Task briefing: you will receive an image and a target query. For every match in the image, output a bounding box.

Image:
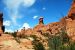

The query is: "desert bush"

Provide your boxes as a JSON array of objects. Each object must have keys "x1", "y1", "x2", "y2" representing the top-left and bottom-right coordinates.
[
  {"x1": 47, "y1": 30, "x2": 71, "y2": 50},
  {"x1": 12, "y1": 32, "x2": 17, "y2": 37},
  {"x1": 31, "y1": 35, "x2": 45, "y2": 50}
]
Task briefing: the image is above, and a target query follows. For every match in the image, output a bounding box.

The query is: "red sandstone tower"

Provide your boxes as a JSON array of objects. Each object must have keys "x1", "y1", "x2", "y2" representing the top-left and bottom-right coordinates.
[
  {"x1": 0, "y1": 12, "x2": 5, "y2": 33},
  {"x1": 39, "y1": 17, "x2": 44, "y2": 24},
  {"x1": 68, "y1": 0, "x2": 75, "y2": 19},
  {"x1": 0, "y1": 12, "x2": 3, "y2": 26}
]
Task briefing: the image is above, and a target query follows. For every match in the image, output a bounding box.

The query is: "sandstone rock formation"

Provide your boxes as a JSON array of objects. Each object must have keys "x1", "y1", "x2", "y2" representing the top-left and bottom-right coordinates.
[
  {"x1": 65, "y1": 0, "x2": 75, "y2": 41},
  {"x1": 16, "y1": 0, "x2": 75, "y2": 42}
]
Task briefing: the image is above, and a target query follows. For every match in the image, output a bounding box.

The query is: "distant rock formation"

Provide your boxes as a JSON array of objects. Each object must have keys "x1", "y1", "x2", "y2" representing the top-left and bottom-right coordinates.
[{"x1": 39, "y1": 17, "x2": 44, "y2": 24}]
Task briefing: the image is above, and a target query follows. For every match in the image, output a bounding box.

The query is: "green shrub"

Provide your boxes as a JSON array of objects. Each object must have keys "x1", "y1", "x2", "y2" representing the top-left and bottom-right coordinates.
[{"x1": 31, "y1": 35, "x2": 45, "y2": 50}]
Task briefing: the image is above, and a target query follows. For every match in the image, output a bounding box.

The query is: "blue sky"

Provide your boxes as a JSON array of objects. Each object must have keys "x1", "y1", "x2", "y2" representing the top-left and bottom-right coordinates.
[{"x1": 0, "y1": 0, "x2": 72, "y2": 32}]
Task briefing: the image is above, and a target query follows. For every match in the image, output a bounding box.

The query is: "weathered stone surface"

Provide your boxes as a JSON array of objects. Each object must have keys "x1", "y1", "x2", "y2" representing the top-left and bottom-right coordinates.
[
  {"x1": 33, "y1": 24, "x2": 45, "y2": 31},
  {"x1": 68, "y1": 0, "x2": 75, "y2": 19},
  {"x1": 25, "y1": 28, "x2": 33, "y2": 36},
  {"x1": 0, "y1": 34, "x2": 34, "y2": 50},
  {"x1": 0, "y1": 34, "x2": 14, "y2": 41},
  {"x1": 66, "y1": 19, "x2": 75, "y2": 41},
  {"x1": 20, "y1": 38, "x2": 34, "y2": 49}
]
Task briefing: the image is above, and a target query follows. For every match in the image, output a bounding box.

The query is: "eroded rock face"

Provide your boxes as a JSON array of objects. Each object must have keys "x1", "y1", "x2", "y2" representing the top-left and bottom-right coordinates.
[
  {"x1": 66, "y1": 18, "x2": 75, "y2": 41},
  {"x1": 68, "y1": 0, "x2": 75, "y2": 20},
  {"x1": 46, "y1": 22, "x2": 61, "y2": 35},
  {"x1": 25, "y1": 28, "x2": 33, "y2": 36},
  {"x1": 65, "y1": 0, "x2": 75, "y2": 41},
  {"x1": 33, "y1": 24, "x2": 45, "y2": 32},
  {"x1": 17, "y1": 28, "x2": 33, "y2": 37},
  {"x1": 20, "y1": 38, "x2": 34, "y2": 49}
]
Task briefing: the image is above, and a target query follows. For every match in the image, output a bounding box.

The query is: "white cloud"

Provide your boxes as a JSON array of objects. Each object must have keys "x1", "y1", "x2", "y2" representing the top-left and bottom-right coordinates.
[
  {"x1": 33, "y1": 16, "x2": 38, "y2": 19},
  {"x1": 23, "y1": 0, "x2": 36, "y2": 7},
  {"x1": 5, "y1": 29, "x2": 13, "y2": 33},
  {"x1": 3, "y1": 20, "x2": 11, "y2": 26},
  {"x1": 3, "y1": 0, "x2": 36, "y2": 25},
  {"x1": 19, "y1": 23, "x2": 30, "y2": 31},
  {"x1": 4, "y1": 0, "x2": 21, "y2": 10},
  {"x1": 4, "y1": 0, "x2": 36, "y2": 9},
  {"x1": 22, "y1": 23, "x2": 30, "y2": 29}
]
